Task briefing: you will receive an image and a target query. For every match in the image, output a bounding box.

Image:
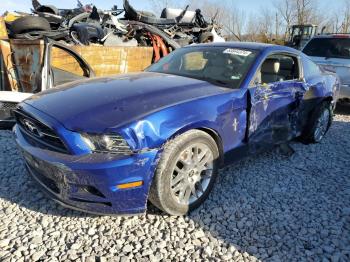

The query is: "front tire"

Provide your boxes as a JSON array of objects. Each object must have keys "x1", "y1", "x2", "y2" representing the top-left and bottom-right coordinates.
[
  {"x1": 300, "y1": 101, "x2": 333, "y2": 144},
  {"x1": 149, "y1": 130, "x2": 219, "y2": 215}
]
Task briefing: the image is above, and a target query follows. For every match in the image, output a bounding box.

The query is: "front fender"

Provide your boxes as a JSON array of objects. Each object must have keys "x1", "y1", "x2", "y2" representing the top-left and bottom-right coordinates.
[{"x1": 118, "y1": 90, "x2": 247, "y2": 153}]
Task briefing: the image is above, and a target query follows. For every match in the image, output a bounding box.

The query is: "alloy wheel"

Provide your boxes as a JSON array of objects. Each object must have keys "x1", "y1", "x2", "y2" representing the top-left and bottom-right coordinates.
[
  {"x1": 170, "y1": 143, "x2": 214, "y2": 205},
  {"x1": 314, "y1": 108, "x2": 330, "y2": 142}
]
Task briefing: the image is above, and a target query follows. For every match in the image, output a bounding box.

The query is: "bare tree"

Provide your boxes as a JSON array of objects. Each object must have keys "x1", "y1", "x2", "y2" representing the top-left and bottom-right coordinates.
[
  {"x1": 257, "y1": 7, "x2": 274, "y2": 42},
  {"x1": 341, "y1": 0, "x2": 350, "y2": 33},
  {"x1": 319, "y1": 0, "x2": 350, "y2": 33},
  {"x1": 185, "y1": 0, "x2": 228, "y2": 27},
  {"x1": 147, "y1": 0, "x2": 182, "y2": 15},
  {"x1": 274, "y1": 0, "x2": 295, "y2": 39},
  {"x1": 185, "y1": 0, "x2": 247, "y2": 40},
  {"x1": 244, "y1": 15, "x2": 258, "y2": 41},
  {"x1": 294, "y1": 0, "x2": 324, "y2": 25},
  {"x1": 221, "y1": 1, "x2": 247, "y2": 41}
]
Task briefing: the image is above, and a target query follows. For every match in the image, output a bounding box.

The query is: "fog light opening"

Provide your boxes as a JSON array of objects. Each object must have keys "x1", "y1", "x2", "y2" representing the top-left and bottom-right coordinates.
[{"x1": 81, "y1": 185, "x2": 105, "y2": 198}]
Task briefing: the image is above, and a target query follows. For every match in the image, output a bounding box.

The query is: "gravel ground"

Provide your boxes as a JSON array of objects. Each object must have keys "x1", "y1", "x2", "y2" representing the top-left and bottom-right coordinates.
[{"x1": 0, "y1": 105, "x2": 350, "y2": 262}]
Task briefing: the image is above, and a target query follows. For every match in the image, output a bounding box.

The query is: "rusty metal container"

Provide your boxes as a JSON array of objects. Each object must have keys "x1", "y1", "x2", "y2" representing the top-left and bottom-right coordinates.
[{"x1": 2, "y1": 38, "x2": 153, "y2": 92}]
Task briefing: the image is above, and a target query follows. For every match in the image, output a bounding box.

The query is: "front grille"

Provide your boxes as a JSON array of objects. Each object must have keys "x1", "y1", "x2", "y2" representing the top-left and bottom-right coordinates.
[{"x1": 14, "y1": 108, "x2": 69, "y2": 154}]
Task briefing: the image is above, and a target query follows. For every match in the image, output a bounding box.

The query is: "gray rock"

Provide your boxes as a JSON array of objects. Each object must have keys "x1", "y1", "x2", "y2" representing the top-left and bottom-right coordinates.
[
  {"x1": 30, "y1": 236, "x2": 42, "y2": 245},
  {"x1": 193, "y1": 230, "x2": 206, "y2": 239},
  {"x1": 0, "y1": 239, "x2": 10, "y2": 248},
  {"x1": 70, "y1": 243, "x2": 81, "y2": 250},
  {"x1": 0, "y1": 112, "x2": 350, "y2": 261},
  {"x1": 85, "y1": 256, "x2": 96, "y2": 262},
  {"x1": 247, "y1": 246, "x2": 258, "y2": 254},
  {"x1": 123, "y1": 244, "x2": 133, "y2": 253},
  {"x1": 31, "y1": 250, "x2": 45, "y2": 261},
  {"x1": 204, "y1": 246, "x2": 213, "y2": 256},
  {"x1": 87, "y1": 228, "x2": 96, "y2": 236}
]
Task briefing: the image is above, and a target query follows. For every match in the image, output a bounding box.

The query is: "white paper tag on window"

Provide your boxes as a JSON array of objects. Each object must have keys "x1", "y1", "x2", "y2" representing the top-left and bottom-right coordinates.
[{"x1": 223, "y1": 48, "x2": 252, "y2": 56}]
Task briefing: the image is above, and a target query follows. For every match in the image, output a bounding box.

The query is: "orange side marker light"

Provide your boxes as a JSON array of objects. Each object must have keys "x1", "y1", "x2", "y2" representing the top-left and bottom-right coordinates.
[{"x1": 117, "y1": 181, "x2": 143, "y2": 189}]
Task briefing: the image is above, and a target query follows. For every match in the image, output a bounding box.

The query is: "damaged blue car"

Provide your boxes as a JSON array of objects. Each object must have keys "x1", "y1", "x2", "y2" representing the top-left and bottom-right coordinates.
[{"x1": 14, "y1": 43, "x2": 339, "y2": 215}]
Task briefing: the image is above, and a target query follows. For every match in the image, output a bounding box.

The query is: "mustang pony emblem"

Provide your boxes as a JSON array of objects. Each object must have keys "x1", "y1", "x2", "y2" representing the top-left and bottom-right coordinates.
[{"x1": 22, "y1": 119, "x2": 43, "y2": 138}]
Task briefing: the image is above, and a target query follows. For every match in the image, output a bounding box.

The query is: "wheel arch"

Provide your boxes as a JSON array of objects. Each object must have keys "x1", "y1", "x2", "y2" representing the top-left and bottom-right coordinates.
[
  {"x1": 322, "y1": 96, "x2": 335, "y2": 110},
  {"x1": 165, "y1": 124, "x2": 225, "y2": 166},
  {"x1": 196, "y1": 127, "x2": 224, "y2": 166}
]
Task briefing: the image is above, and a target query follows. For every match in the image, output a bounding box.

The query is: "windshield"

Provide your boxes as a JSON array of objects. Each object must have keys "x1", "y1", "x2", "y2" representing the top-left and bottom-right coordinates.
[
  {"x1": 303, "y1": 38, "x2": 350, "y2": 59},
  {"x1": 146, "y1": 46, "x2": 258, "y2": 88}
]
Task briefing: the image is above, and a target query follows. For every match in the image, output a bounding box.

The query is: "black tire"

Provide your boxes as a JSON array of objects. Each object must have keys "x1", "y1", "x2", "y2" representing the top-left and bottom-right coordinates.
[
  {"x1": 149, "y1": 130, "x2": 219, "y2": 215},
  {"x1": 199, "y1": 32, "x2": 214, "y2": 43},
  {"x1": 36, "y1": 5, "x2": 59, "y2": 15},
  {"x1": 10, "y1": 16, "x2": 51, "y2": 34},
  {"x1": 300, "y1": 101, "x2": 333, "y2": 144}
]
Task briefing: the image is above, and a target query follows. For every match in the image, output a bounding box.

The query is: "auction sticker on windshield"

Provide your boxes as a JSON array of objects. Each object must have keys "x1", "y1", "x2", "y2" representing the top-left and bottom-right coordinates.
[{"x1": 223, "y1": 48, "x2": 252, "y2": 56}]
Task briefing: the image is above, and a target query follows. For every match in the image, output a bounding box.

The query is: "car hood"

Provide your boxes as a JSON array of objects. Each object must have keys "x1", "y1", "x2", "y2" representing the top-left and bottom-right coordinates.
[
  {"x1": 24, "y1": 72, "x2": 229, "y2": 132},
  {"x1": 309, "y1": 56, "x2": 350, "y2": 85}
]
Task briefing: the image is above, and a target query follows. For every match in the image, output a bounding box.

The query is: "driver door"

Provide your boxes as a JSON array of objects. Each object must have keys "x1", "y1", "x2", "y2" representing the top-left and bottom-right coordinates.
[{"x1": 248, "y1": 54, "x2": 305, "y2": 145}]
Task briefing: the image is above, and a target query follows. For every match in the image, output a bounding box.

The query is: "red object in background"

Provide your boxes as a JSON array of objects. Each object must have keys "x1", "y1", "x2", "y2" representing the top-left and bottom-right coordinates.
[
  {"x1": 148, "y1": 33, "x2": 169, "y2": 62},
  {"x1": 148, "y1": 33, "x2": 160, "y2": 62},
  {"x1": 154, "y1": 35, "x2": 169, "y2": 57}
]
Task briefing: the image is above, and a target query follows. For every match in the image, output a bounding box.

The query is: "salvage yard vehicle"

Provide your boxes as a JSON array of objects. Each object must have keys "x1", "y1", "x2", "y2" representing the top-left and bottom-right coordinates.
[
  {"x1": 14, "y1": 43, "x2": 339, "y2": 216},
  {"x1": 6, "y1": 0, "x2": 223, "y2": 54},
  {"x1": 302, "y1": 34, "x2": 350, "y2": 102},
  {"x1": 285, "y1": 24, "x2": 318, "y2": 50},
  {"x1": 0, "y1": 39, "x2": 95, "y2": 128}
]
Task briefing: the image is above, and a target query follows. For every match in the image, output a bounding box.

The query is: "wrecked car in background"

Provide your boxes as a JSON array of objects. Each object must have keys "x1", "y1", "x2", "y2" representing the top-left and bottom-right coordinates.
[
  {"x1": 302, "y1": 34, "x2": 350, "y2": 103},
  {"x1": 7, "y1": 0, "x2": 223, "y2": 57},
  {"x1": 0, "y1": 37, "x2": 153, "y2": 128},
  {"x1": 14, "y1": 43, "x2": 339, "y2": 216},
  {"x1": 0, "y1": 38, "x2": 95, "y2": 127},
  {"x1": 1, "y1": 0, "x2": 224, "y2": 127}
]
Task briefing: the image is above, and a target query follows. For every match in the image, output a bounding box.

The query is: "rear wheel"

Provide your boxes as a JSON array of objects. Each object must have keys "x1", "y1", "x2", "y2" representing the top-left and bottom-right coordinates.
[
  {"x1": 149, "y1": 130, "x2": 219, "y2": 215},
  {"x1": 300, "y1": 101, "x2": 333, "y2": 144}
]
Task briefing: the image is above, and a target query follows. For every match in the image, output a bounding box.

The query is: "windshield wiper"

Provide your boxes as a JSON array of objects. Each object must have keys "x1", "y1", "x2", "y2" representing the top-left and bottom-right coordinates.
[{"x1": 201, "y1": 77, "x2": 228, "y2": 86}]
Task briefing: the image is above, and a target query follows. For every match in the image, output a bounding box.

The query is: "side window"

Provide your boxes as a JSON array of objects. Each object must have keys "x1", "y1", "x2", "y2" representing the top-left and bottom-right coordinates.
[
  {"x1": 257, "y1": 54, "x2": 300, "y2": 85},
  {"x1": 303, "y1": 57, "x2": 321, "y2": 79},
  {"x1": 182, "y1": 52, "x2": 207, "y2": 71},
  {"x1": 51, "y1": 46, "x2": 88, "y2": 86}
]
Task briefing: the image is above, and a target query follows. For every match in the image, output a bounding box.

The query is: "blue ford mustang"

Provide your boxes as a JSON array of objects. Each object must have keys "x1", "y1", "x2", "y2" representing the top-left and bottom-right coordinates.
[{"x1": 14, "y1": 43, "x2": 339, "y2": 215}]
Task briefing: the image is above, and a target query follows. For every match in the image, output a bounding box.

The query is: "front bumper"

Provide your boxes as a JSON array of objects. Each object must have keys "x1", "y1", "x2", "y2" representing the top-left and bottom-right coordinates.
[{"x1": 14, "y1": 125, "x2": 160, "y2": 215}]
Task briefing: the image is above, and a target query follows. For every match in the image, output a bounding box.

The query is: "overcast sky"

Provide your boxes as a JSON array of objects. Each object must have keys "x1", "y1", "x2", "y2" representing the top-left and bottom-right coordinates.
[{"x1": 0, "y1": 0, "x2": 344, "y2": 16}]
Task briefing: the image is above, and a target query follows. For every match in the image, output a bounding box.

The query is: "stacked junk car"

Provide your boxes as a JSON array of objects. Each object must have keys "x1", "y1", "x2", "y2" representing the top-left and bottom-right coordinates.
[{"x1": 0, "y1": 0, "x2": 225, "y2": 128}]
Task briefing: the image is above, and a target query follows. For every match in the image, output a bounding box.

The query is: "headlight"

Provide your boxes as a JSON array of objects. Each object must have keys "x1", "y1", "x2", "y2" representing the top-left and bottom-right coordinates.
[{"x1": 81, "y1": 134, "x2": 133, "y2": 155}]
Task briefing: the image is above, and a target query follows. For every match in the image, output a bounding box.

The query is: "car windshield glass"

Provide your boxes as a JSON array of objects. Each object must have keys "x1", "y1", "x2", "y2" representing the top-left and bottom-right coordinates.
[
  {"x1": 303, "y1": 38, "x2": 350, "y2": 59},
  {"x1": 146, "y1": 46, "x2": 258, "y2": 88}
]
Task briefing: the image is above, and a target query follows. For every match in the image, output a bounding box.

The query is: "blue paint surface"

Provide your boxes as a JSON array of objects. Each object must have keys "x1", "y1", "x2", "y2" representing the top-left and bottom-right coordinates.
[{"x1": 15, "y1": 43, "x2": 339, "y2": 214}]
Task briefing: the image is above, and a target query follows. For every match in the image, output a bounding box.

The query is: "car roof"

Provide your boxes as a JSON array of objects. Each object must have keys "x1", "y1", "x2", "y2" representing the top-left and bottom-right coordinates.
[{"x1": 186, "y1": 41, "x2": 300, "y2": 54}]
